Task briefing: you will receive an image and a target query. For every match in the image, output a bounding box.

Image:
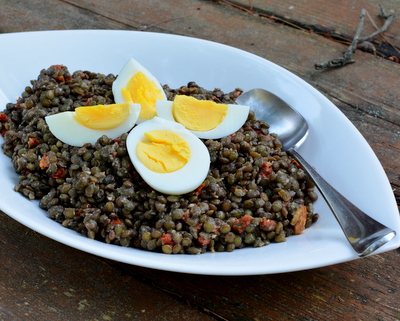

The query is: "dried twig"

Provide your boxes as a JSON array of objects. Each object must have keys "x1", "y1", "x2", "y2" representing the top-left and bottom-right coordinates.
[
  {"x1": 315, "y1": 6, "x2": 395, "y2": 70},
  {"x1": 360, "y1": 5, "x2": 396, "y2": 42},
  {"x1": 365, "y1": 6, "x2": 400, "y2": 54},
  {"x1": 315, "y1": 9, "x2": 366, "y2": 70}
]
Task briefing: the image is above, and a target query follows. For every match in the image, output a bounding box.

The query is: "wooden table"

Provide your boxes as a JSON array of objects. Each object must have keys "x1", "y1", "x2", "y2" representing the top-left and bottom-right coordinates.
[{"x1": 1, "y1": 1, "x2": 399, "y2": 320}]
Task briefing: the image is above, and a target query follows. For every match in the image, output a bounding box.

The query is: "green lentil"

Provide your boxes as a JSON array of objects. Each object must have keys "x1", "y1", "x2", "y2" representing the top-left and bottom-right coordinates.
[{"x1": 1, "y1": 66, "x2": 319, "y2": 255}]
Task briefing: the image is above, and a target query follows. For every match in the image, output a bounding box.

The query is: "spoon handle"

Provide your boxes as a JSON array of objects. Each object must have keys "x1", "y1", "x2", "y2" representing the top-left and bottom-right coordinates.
[{"x1": 288, "y1": 148, "x2": 396, "y2": 256}]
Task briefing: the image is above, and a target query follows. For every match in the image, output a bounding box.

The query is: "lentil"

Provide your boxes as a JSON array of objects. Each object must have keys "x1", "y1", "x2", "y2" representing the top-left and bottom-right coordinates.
[{"x1": 1, "y1": 65, "x2": 319, "y2": 255}]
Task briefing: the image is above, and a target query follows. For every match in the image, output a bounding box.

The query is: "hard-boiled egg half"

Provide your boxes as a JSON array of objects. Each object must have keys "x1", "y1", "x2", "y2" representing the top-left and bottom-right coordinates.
[
  {"x1": 45, "y1": 102, "x2": 140, "y2": 147},
  {"x1": 127, "y1": 117, "x2": 210, "y2": 195},
  {"x1": 156, "y1": 95, "x2": 249, "y2": 139},
  {"x1": 112, "y1": 58, "x2": 167, "y2": 124}
]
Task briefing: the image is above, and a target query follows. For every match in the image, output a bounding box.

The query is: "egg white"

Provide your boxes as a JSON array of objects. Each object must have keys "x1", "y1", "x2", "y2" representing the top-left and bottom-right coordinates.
[
  {"x1": 156, "y1": 100, "x2": 250, "y2": 139},
  {"x1": 112, "y1": 58, "x2": 167, "y2": 124},
  {"x1": 126, "y1": 117, "x2": 210, "y2": 195},
  {"x1": 45, "y1": 103, "x2": 140, "y2": 147}
]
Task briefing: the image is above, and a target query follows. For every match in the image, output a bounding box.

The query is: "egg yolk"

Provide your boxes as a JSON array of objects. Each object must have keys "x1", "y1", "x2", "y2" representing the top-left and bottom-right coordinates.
[
  {"x1": 74, "y1": 103, "x2": 130, "y2": 130},
  {"x1": 136, "y1": 130, "x2": 190, "y2": 173},
  {"x1": 172, "y1": 95, "x2": 228, "y2": 131},
  {"x1": 124, "y1": 71, "x2": 165, "y2": 120}
]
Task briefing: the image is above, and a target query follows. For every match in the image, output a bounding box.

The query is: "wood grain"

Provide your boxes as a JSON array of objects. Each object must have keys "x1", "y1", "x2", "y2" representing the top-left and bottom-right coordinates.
[
  {"x1": 0, "y1": 0, "x2": 399, "y2": 320},
  {"x1": 227, "y1": 0, "x2": 400, "y2": 53},
  {"x1": 127, "y1": 251, "x2": 400, "y2": 321},
  {"x1": 0, "y1": 212, "x2": 215, "y2": 321},
  {"x1": 1, "y1": 211, "x2": 400, "y2": 320}
]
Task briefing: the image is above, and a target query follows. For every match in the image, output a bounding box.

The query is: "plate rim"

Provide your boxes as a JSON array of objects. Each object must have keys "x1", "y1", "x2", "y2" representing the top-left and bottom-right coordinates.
[{"x1": 0, "y1": 29, "x2": 399, "y2": 276}]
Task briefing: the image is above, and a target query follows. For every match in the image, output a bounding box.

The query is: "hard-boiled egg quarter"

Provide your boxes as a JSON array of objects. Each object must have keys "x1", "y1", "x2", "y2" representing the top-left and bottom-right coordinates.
[
  {"x1": 156, "y1": 95, "x2": 250, "y2": 139},
  {"x1": 127, "y1": 117, "x2": 210, "y2": 195},
  {"x1": 45, "y1": 102, "x2": 140, "y2": 147},
  {"x1": 112, "y1": 58, "x2": 167, "y2": 124}
]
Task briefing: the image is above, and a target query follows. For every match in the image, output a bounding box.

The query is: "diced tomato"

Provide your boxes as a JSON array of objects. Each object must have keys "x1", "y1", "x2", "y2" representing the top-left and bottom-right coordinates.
[
  {"x1": 28, "y1": 137, "x2": 40, "y2": 148},
  {"x1": 194, "y1": 222, "x2": 203, "y2": 231},
  {"x1": 111, "y1": 218, "x2": 122, "y2": 225},
  {"x1": 0, "y1": 113, "x2": 8, "y2": 122},
  {"x1": 161, "y1": 233, "x2": 175, "y2": 245},
  {"x1": 51, "y1": 167, "x2": 67, "y2": 179},
  {"x1": 249, "y1": 123, "x2": 271, "y2": 139},
  {"x1": 39, "y1": 154, "x2": 50, "y2": 169},
  {"x1": 260, "y1": 217, "x2": 277, "y2": 231},
  {"x1": 212, "y1": 225, "x2": 220, "y2": 235},
  {"x1": 197, "y1": 236, "x2": 211, "y2": 246},
  {"x1": 232, "y1": 214, "x2": 252, "y2": 233},
  {"x1": 181, "y1": 210, "x2": 190, "y2": 222},
  {"x1": 195, "y1": 183, "x2": 205, "y2": 196},
  {"x1": 51, "y1": 64, "x2": 64, "y2": 70},
  {"x1": 85, "y1": 97, "x2": 93, "y2": 105},
  {"x1": 291, "y1": 205, "x2": 307, "y2": 235},
  {"x1": 259, "y1": 162, "x2": 273, "y2": 178},
  {"x1": 291, "y1": 159, "x2": 302, "y2": 168},
  {"x1": 54, "y1": 76, "x2": 65, "y2": 83},
  {"x1": 15, "y1": 98, "x2": 22, "y2": 109}
]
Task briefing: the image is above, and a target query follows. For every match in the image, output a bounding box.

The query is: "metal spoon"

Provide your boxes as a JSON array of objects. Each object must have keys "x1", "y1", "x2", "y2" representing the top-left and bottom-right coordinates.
[{"x1": 236, "y1": 88, "x2": 396, "y2": 256}]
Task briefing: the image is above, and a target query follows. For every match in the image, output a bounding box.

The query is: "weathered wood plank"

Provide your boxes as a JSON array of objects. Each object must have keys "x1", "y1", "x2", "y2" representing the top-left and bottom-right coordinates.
[
  {"x1": 122, "y1": 249, "x2": 400, "y2": 321},
  {"x1": 228, "y1": 0, "x2": 400, "y2": 55},
  {"x1": 0, "y1": 212, "x2": 214, "y2": 321},
  {"x1": 0, "y1": 1, "x2": 399, "y2": 320},
  {"x1": 1, "y1": 210, "x2": 400, "y2": 321}
]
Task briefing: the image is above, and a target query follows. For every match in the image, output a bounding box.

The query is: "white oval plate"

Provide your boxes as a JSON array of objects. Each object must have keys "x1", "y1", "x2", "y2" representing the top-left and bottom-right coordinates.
[{"x1": 0, "y1": 30, "x2": 399, "y2": 275}]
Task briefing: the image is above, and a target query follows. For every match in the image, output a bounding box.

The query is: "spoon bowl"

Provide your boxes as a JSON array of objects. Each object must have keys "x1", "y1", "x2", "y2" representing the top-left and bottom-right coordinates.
[
  {"x1": 237, "y1": 88, "x2": 396, "y2": 256},
  {"x1": 238, "y1": 89, "x2": 308, "y2": 150}
]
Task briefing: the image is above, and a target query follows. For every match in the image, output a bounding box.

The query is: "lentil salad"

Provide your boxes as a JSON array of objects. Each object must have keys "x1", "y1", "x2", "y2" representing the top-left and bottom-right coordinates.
[{"x1": 0, "y1": 65, "x2": 319, "y2": 254}]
